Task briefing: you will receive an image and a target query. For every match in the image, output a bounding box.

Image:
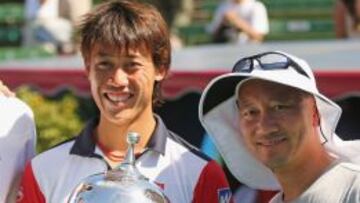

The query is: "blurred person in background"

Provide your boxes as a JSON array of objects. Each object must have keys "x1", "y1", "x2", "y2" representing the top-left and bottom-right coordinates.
[
  {"x1": 170, "y1": 0, "x2": 194, "y2": 49},
  {"x1": 24, "y1": 0, "x2": 92, "y2": 55},
  {"x1": 59, "y1": 0, "x2": 92, "y2": 27},
  {"x1": 16, "y1": 1, "x2": 231, "y2": 202},
  {"x1": 199, "y1": 51, "x2": 360, "y2": 202},
  {"x1": 207, "y1": 0, "x2": 269, "y2": 44},
  {"x1": 24, "y1": 0, "x2": 74, "y2": 54},
  {"x1": 0, "y1": 82, "x2": 36, "y2": 203},
  {"x1": 58, "y1": 0, "x2": 93, "y2": 51},
  {"x1": 334, "y1": 0, "x2": 360, "y2": 38},
  {"x1": 142, "y1": 0, "x2": 194, "y2": 49}
]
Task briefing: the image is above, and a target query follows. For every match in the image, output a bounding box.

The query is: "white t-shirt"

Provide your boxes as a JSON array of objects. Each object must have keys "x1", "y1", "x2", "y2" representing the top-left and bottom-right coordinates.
[
  {"x1": 270, "y1": 162, "x2": 360, "y2": 203},
  {"x1": 0, "y1": 97, "x2": 36, "y2": 203},
  {"x1": 207, "y1": 0, "x2": 269, "y2": 43}
]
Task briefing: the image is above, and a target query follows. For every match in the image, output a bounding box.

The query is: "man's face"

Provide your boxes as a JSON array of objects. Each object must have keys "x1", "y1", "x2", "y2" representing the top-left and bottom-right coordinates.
[
  {"x1": 85, "y1": 44, "x2": 165, "y2": 125},
  {"x1": 237, "y1": 79, "x2": 318, "y2": 170}
]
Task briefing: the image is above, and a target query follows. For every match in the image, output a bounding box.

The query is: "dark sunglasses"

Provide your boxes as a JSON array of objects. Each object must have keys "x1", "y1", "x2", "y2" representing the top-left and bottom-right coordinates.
[{"x1": 232, "y1": 52, "x2": 310, "y2": 78}]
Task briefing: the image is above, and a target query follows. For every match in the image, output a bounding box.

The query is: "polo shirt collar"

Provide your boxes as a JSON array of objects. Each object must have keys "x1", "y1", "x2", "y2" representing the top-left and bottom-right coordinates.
[
  {"x1": 70, "y1": 115, "x2": 168, "y2": 157},
  {"x1": 70, "y1": 117, "x2": 99, "y2": 157},
  {"x1": 146, "y1": 114, "x2": 167, "y2": 155}
]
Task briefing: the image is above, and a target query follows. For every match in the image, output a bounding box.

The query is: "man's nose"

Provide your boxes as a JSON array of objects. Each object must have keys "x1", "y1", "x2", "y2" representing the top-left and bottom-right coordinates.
[
  {"x1": 110, "y1": 68, "x2": 129, "y2": 86},
  {"x1": 256, "y1": 112, "x2": 279, "y2": 135}
]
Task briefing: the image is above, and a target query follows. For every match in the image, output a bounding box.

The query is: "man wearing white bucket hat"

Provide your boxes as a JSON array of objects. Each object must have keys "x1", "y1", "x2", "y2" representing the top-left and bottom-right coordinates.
[{"x1": 199, "y1": 51, "x2": 360, "y2": 202}]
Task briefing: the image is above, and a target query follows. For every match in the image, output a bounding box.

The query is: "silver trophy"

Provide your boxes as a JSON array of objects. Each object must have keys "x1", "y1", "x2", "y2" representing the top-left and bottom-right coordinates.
[{"x1": 68, "y1": 132, "x2": 168, "y2": 203}]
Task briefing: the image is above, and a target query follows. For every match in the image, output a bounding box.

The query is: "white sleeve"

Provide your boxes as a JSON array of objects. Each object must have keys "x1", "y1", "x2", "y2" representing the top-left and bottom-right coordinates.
[
  {"x1": 1, "y1": 97, "x2": 37, "y2": 202},
  {"x1": 24, "y1": 111, "x2": 36, "y2": 162},
  {"x1": 13, "y1": 97, "x2": 37, "y2": 161},
  {"x1": 5, "y1": 123, "x2": 36, "y2": 202}
]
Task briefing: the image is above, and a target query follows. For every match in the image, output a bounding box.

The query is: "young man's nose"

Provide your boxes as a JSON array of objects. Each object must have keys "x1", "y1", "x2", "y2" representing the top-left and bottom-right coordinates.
[{"x1": 110, "y1": 68, "x2": 129, "y2": 86}]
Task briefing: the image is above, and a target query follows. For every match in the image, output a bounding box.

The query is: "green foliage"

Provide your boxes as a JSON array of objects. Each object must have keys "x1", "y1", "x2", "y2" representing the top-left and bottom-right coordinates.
[
  {"x1": 16, "y1": 87, "x2": 85, "y2": 153},
  {"x1": 93, "y1": 0, "x2": 103, "y2": 5}
]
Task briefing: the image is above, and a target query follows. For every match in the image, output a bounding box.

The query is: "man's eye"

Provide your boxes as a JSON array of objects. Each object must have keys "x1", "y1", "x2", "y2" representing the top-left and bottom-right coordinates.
[
  {"x1": 273, "y1": 104, "x2": 289, "y2": 111},
  {"x1": 240, "y1": 108, "x2": 258, "y2": 119},
  {"x1": 96, "y1": 61, "x2": 113, "y2": 70}
]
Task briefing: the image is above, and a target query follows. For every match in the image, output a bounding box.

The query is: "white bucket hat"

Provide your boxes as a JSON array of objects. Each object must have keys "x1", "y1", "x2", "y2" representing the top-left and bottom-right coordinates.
[{"x1": 199, "y1": 51, "x2": 360, "y2": 190}]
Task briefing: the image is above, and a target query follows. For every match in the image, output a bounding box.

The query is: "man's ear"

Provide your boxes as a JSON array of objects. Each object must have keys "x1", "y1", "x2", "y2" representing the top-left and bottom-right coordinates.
[
  {"x1": 155, "y1": 66, "x2": 167, "y2": 81},
  {"x1": 312, "y1": 101, "x2": 320, "y2": 127}
]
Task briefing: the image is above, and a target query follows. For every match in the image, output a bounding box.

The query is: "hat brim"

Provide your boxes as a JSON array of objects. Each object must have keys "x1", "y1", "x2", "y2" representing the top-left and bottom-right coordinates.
[{"x1": 202, "y1": 74, "x2": 246, "y2": 115}]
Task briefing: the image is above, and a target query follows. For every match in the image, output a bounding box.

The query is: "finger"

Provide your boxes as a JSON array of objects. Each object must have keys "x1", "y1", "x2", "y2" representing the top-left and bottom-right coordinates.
[{"x1": 0, "y1": 82, "x2": 15, "y2": 97}]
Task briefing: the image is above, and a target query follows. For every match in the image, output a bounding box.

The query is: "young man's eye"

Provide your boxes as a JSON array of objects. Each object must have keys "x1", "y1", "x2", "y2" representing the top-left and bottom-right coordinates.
[
  {"x1": 123, "y1": 61, "x2": 142, "y2": 72},
  {"x1": 125, "y1": 62, "x2": 141, "y2": 68},
  {"x1": 96, "y1": 61, "x2": 113, "y2": 70}
]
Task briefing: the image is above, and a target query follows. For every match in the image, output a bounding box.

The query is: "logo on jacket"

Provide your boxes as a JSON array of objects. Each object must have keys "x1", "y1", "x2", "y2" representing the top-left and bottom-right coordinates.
[
  {"x1": 218, "y1": 187, "x2": 232, "y2": 203},
  {"x1": 154, "y1": 181, "x2": 165, "y2": 191},
  {"x1": 16, "y1": 186, "x2": 24, "y2": 202}
]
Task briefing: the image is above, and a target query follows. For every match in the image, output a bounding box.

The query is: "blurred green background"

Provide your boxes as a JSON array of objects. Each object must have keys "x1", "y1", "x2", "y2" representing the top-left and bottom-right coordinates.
[
  {"x1": 17, "y1": 87, "x2": 97, "y2": 153},
  {"x1": 0, "y1": 0, "x2": 337, "y2": 61}
]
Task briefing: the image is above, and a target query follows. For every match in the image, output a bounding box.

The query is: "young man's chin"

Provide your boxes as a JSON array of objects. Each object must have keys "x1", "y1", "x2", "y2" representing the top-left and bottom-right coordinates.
[{"x1": 110, "y1": 112, "x2": 133, "y2": 122}]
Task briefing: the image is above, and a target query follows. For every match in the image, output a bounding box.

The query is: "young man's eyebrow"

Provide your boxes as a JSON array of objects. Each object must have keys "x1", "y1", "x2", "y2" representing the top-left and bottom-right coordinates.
[
  {"x1": 96, "y1": 51, "x2": 140, "y2": 59},
  {"x1": 96, "y1": 51, "x2": 113, "y2": 57}
]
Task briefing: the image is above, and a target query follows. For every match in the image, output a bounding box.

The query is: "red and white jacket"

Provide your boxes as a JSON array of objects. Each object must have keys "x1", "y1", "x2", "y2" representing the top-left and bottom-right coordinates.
[{"x1": 17, "y1": 116, "x2": 232, "y2": 203}]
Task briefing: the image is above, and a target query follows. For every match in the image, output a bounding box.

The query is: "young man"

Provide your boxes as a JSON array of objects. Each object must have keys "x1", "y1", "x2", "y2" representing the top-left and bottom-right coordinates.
[
  {"x1": 17, "y1": 1, "x2": 231, "y2": 202},
  {"x1": 199, "y1": 51, "x2": 360, "y2": 202},
  {"x1": 0, "y1": 95, "x2": 36, "y2": 203}
]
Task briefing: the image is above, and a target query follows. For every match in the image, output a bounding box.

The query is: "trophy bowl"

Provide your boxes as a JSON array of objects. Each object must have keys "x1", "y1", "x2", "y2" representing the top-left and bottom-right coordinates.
[{"x1": 67, "y1": 132, "x2": 168, "y2": 203}]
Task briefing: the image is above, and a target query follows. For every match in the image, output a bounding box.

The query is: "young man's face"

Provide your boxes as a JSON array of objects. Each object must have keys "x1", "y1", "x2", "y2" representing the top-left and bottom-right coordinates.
[
  {"x1": 85, "y1": 44, "x2": 166, "y2": 125},
  {"x1": 237, "y1": 79, "x2": 318, "y2": 170}
]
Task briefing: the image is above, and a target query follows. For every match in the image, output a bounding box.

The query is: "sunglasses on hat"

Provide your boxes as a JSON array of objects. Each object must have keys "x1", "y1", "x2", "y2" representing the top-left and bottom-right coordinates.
[{"x1": 232, "y1": 52, "x2": 310, "y2": 78}]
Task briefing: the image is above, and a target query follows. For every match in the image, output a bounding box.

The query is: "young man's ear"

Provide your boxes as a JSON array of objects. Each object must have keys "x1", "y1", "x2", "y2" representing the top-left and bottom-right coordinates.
[
  {"x1": 84, "y1": 60, "x2": 91, "y2": 78},
  {"x1": 85, "y1": 66, "x2": 90, "y2": 77},
  {"x1": 155, "y1": 66, "x2": 167, "y2": 81}
]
